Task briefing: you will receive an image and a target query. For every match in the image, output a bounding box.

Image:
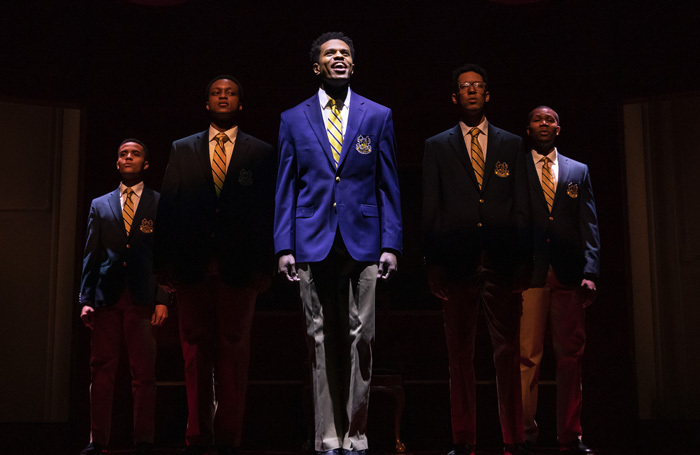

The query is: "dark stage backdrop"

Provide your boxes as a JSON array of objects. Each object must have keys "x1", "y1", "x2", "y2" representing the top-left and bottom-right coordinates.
[{"x1": 1, "y1": 0, "x2": 699, "y2": 452}]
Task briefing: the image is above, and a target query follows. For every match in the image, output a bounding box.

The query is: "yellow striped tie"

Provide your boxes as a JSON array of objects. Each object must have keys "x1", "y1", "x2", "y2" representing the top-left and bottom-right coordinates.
[
  {"x1": 469, "y1": 128, "x2": 485, "y2": 190},
  {"x1": 327, "y1": 98, "x2": 343, "y2": 167},
  {"x1": 123, "y1": 188, "x2": 135, "y2": 235},
  {"x1": 212, "y1": 132, "x2": 228, "y2": 197},
  {"x1": 541, "y1": 156, "x2": 555, "y2": 211}
]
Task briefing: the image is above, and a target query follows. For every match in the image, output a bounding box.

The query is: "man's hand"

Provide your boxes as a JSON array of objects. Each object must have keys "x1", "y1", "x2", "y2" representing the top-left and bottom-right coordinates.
[
  {"x1": 427, "y1": 265, "x2": 449, "y2": 301},
  {"x1": 151, "y1": 304, "x2": 169, "y2": 326},
  {"x1": 580, "y1": 278, "x2": 597, "y2": 308},
  {"x1": 278, "y1": 254, "x2": 300, "y2": 282},
  {"x1": 80, "y1": 305, "x2": 95, "y2": 329},
  {"x1": 377, "y1": 252, "x2": 398, "y2": 280}
]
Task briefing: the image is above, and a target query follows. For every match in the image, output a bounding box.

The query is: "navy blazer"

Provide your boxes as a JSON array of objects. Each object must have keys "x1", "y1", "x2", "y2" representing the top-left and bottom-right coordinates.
[
  {"x1": 422, "y1": 123, "x2": 532, "y2": 286},
  {"x1": 80, "y1": 186, "x2": 160, "y2": 308},
  {"x1": 526, "y1": 151, "x2": 600, "y2": 287},
  {"x1": 274, "y1": 92, "x2": 402, "y2": 262},
  {"x1": 154, "y1": 129, "x2": 276, "y2": 286}
]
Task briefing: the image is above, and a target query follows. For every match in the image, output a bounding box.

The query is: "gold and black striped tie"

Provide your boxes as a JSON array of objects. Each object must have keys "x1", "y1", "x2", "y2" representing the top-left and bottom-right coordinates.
[
  {"x1": 327, "y1": 98, "x2": 343, "y2": 167},
  {"x1": 469, "y1": 128, "x2": 485, "y2": 190},
  {"x1": 212, "y1": 132, "x2": 228, "y2": 197},
  {"x1": 123, "y1": 188, "x2": 134, "y2": 235},
  {"x1": 541, "y1": 156, "x2": 555, "y2": 211}
]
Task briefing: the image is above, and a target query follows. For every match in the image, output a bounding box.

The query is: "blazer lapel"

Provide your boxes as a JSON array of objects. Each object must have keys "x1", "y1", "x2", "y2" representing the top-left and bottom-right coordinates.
[
  {"x1": 194, "y1": 131, "x2": 217, "y2": 199},
  {"x1": 337, "y1": 95, "x2": 367, "y2": 170},
  {"x1": 303, "y1": 96, "x2": 336, "y2": 171},
  {"x1": 221, "y1": 131, "x2": 251, "y2": 195},
  {"x1": 482, "y1": 124, "x2": 501, "y2": 190},
  {"x1": 553, "y1": 155, "x2": 571, "y2": 212},
  {"x1": 447, "y1": 124, "x2": 478, "y2": 186},
  {"x1": 526, "y1": 151, "x2": 549, "y2": 211},
  {"x1": 108, "y1": 188, "x2": 126, "y2": 238},
  {"x1": 129, "y1": 187, "x2": 155, "y2": 239}
]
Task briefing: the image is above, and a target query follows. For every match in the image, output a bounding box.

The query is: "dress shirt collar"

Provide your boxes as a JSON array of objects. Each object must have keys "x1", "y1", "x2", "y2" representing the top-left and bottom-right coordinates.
[
  {"x1": 531, "y1": 147, "x2": 558, "y2": 164},
  {"x1": 208, "y1": 125, "x2": 239, "y2": 144},
  {"x1": 318, "y1": 87, "x2": 352, "y2": 111},
  {"x1": 120, "y1": 181, "x2": 144, "y2": 199},
  {"x1": 459, "y1": 117, "x2": 489, "y2": 139}
]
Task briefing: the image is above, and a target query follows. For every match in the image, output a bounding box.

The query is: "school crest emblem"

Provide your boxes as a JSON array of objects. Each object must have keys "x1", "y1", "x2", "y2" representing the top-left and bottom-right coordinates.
[
  {"x1": 567, "y1": 182, "x2": 579, "y2": 198},
  {"x1": 140, "y1": 218, "x2": 154, "y2": 233},
  {"x1": 355, "y1": 135, "x2": 372, "y2": 154},
  {"x1": 238, "y1": 169, "x2": 253, "y2": 186},
  {"x1": 494, "y1": 161, "x2": 510, "y2": 178}
]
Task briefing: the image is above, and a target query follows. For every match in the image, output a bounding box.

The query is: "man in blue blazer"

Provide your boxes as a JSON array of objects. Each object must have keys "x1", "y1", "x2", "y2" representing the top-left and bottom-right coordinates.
[
  {"x1": 274, "y1": 32, "x2": 402, "y2": 455},
  {"x1": 154, "y1": 76, "x2": 276, "y2": 455},
  {"x1": 422, "y1": 64, "x2": 532, "y2": 455},
  {"x1": 79, "y1": 139, "x2": 168, "y2": 455},
  {"x1": 519, "y1": 106, "x2": 599, "y2": 455}
]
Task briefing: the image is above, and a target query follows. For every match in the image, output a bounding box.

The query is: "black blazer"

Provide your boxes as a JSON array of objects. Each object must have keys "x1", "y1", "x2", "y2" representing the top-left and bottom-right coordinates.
[
  {"x1": 526, "y1": 151, "x2": 600, "y2": 287},
  {"x1": 80, "y1": 186, "x2": 160, "y2": 308},
  {"x1": 422, "y1": 123, "x2": 532, "y2": 287},
  {"x1": 154, "y1": 129, "x2": 276, "y2": 286}
]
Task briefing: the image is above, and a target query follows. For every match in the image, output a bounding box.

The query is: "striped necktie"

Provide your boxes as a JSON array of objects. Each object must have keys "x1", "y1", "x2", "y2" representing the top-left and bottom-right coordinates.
[
  {"x1": 541, "y1": 156, "x2": 555, "y2": 211},
  {"x1": 327, "y1": 98, "x2": 343, "y2": 167},
  {"x1": 123, "y1": 188, "x2": 135, "y2": 235},
  {"x1": 212, "y1": 132, "x2": 228, "y2": 197},
  {"x1": 469, "y1": 127, "x2": 485, "y2": 190}
]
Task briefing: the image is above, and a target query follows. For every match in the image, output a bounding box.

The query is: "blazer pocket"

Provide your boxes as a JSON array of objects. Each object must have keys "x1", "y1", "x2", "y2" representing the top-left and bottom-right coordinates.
[
  {"x1": 360, "y1": 204, "x2": 379, "y2": 217},
  {"x1": 296, "y1": 205, "x2": 314, "y2": 218}
]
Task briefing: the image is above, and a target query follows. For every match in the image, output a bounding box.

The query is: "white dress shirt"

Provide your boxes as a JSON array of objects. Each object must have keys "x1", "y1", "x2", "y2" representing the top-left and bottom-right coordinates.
[
  {"x1": 208, "y1": 125, "x2": 239, "y2": 171},
  {"x1": 120, "y1": 181, "x2": 144, "y2": 213},
  {"x1": 459, "y1": 118, "x2": 489, "y2": 162},
  {"x1": 318, "y1": 87, "x2": 351, "y2": 139},
  {"x1": 531, "y1": 147, "x2": 559, "y2": 189}
]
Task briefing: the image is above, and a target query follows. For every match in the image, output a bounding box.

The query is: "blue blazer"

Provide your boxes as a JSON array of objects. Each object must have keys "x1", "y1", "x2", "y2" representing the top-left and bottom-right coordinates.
[
  {"x1": 154, "y1": 130, "x2": 276, "y2": 286},
  {"x1": 80, "y1": 186, "x2": 160, "y2": 308},
  {"x1": 274, "y1": 92, "x2": 402, "y2": 262},
  {"x1": 526, "y1": 151, "x2": 600, "y2": 287},
  {"x1": 422, "y1": 123, "x2": 532, "y2": 286}
]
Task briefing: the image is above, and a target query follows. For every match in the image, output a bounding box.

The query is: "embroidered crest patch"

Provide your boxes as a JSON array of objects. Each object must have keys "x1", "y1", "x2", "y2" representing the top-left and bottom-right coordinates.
[
  {"x1": 494, "y1": 161, "x2": 510, "y2": 177},
  {"x1": 238, "y1": 169, "x2": 253, "y2": 186},
  {"x1": 355, "y1": 135, "x2": 372, "y2": 154},
  {"x1": 140, "y1": 218, "x2": 154, "y2": 233},
  {"x1": 567, "y1": 182, "x2": 579, "y2": 198}
]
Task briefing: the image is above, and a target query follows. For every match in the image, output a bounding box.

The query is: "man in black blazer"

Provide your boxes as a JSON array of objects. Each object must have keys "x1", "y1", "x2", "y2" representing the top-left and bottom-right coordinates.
[
  {"x1": 519, "y1": 106, "x2": 599, "y2": 455},
  {"x1": 422, "y1": 64, "x2": 532, "y2": 455},
  {"x1": 79, "y1": 139, "x2": 168, "y2": 455},
  {"x1": 154, "y1": 75, "x2": 276, "y2": 455}
]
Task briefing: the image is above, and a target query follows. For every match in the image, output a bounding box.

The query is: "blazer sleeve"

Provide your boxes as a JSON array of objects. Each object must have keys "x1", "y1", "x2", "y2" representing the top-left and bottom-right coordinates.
[
  {"x1": 377, "y1": 108, "x2": 402, "y2": 253},
  {"x1": 579, "y1": 165, "x2": 601, "y2": 279},
  {"x1": 273, "y1": 114, "x2": 298, "y2": 255},
  {"x1": 79, "y1": 201, "x2": 101, "y2": 307}
]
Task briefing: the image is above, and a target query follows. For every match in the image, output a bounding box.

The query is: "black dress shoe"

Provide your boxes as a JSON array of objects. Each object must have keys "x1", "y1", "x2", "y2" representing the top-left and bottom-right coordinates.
[
  {"x1": 560, "y1": 440, "x2": 593, "y2": 454},
  {"x1": 504, "y1": 442, "x2": 535, "y2": 455},
  {"x1": 80, "y1": 442, "x2": 106, "y2": 455},
  {"x1": 447, "y1": 444, "x2": 475, "y2": 455}
]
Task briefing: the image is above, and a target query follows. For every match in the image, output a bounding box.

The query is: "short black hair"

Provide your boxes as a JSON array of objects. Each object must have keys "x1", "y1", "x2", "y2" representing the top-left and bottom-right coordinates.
[
  {"x1": 528, "y1": 105, "x2": 560, "y2": 124},
  {"x1": 451, "y1": 64, "x2": 489, "y2": 93},
  {"x1": 309, "y1": 32, "x2": 355, "y2": 64},
  {"x1": 205, "y1": 74, "x2": 243, "y2": 101},
  {"x1": 119, "y1": 138, "x2": 150, "y2": 162}
]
